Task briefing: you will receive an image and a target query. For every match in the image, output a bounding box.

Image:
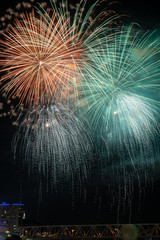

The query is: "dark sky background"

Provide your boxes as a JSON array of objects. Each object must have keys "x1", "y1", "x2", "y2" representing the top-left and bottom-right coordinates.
[{"x1": 0, "y1": 0, "x2": 160, "y2": 226}]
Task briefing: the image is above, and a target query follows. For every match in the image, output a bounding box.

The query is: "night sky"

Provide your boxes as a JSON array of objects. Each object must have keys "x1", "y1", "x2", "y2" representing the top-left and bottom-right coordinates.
[{"x1": 0, "y1": 0, "x2": 160, "y2": 225}]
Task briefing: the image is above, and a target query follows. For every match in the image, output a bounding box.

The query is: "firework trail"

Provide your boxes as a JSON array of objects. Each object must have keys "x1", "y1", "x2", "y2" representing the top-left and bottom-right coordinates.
[
  {"x1": 38, "y1": 0, "x2": 118, "y2": 47},
  {"x1": 77, "y1": 25, "x2": 160, "y2": 210},
  {"x1": 0, "y1": 9, "x2": 83, "y2": 106},
  {"x1": 0, "y1": 0, "x2": 119, "y2": 193},
  {"x1": 0, "y1": 94, "x2": 18, "y2": 119},
  {"x1": 0, "y1": 0, "x2": 118, "y2": 107},
  {"x1": 78, "y1": 25, "x2": 160, "y2": 161},
  {"x1": 0, "y1": 1, "x2": 48, "y2": 35},
  {"x1": 0, "y1": 0, "x2": 48, "y2": 122},
  {"x1": 0, "y1": 0, "x2": 118, "y2": 188},
  {"x1": 12, "y1": 103, "x2": 93, "y2": 185},
  {"x1": 37, "y1": 0, "x2": 119, "y2": 101}
]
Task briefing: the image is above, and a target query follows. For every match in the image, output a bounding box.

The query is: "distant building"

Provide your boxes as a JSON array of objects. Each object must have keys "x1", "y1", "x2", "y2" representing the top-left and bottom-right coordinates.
[
  {"x1": 0, "y1": 202, "x2": 25, "y2": 233},
  {"x1": 0, "y1": 222, "x2": 9, "y2": 233},
  {"x1": 0, "y1": 222, "x2": 9, "y2": 240}
]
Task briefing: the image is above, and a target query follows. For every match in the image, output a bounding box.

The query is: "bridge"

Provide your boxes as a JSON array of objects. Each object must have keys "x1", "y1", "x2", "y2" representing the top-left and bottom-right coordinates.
[{"x1": 20, "y1": 224, "x2": 160, "y2": 239}]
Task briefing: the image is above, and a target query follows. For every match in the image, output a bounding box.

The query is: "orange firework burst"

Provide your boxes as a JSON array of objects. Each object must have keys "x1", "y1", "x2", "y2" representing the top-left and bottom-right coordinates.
[{"x1": 0, "y1": 10, "x2": 81, "y2": 106}]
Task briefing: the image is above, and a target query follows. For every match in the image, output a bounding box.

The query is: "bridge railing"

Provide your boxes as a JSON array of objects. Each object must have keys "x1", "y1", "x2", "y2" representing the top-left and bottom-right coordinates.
[{"x1": 20, "y1": 224, "x2": 160, "y2": 239}]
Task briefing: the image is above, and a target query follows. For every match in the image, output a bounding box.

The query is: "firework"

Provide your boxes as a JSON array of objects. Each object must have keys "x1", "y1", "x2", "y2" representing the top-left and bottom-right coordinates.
[
  {"x1": 78, "y1": 25, "x2": 160, "y2": 163},
  {"x1": 0, "y1": 1, "x2": 47, "y2": 121},
  {"x1": 38, "y1": 0, "x2": 118, "y2": 47},
  {"x1": 0, "y1": 93, "x2": 19, "y2": 119},
  {"x1": 12, "y1": 103, "x2": 93, "y2": 184},
  {"x1": 75, "y1": 25, "x2": 160, "y2": 213},
  {"x1": 0, "y1": 9, "x2": 83, "y2": 106},
  {"x1": 0, "y1": 0, "x2": 118, "y2": 107},
  {"x1": 0, "y1": 0, "x2": 48, "y2": 35},
  {"x1": 37, "y1": 0, "x2": 119, "y2": 102}
]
